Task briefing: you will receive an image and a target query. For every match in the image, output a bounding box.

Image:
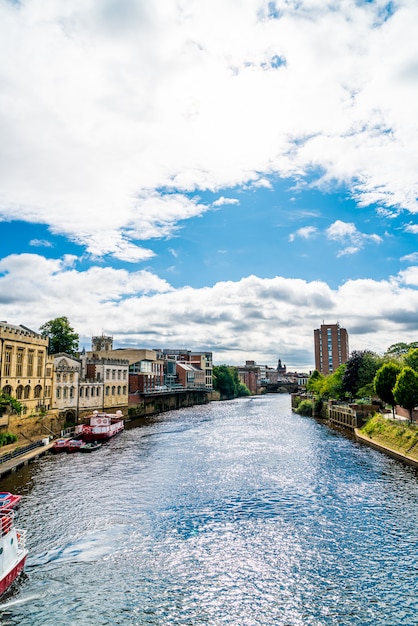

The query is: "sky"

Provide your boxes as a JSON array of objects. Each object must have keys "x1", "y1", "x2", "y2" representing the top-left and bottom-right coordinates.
[{"x1": 1, "y1": 0, "x2": 418, "y2": 371}]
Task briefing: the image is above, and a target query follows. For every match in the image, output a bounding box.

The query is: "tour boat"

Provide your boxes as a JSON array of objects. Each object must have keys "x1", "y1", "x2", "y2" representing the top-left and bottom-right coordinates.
[
  {"x1": 0, "y1": 512, "x2": 28, "y2": 597},
  {"x1": 74, "y1": 411, "x2": 124, "y2": 442},
  {"x1": 0, "y1": 493, "x2": 22, "y2": 514}
]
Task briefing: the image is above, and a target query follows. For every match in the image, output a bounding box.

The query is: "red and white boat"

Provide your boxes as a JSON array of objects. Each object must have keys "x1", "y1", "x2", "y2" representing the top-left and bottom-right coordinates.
[
  {"x1": 0, "y1": 492, "x2": 22, "y2": 514},
  {"x1": 0, "y1": 512, "x2": 28, "y2": 597},
  {"x1": 74, "y1": 410, "x2": 124, "y2": 442}
]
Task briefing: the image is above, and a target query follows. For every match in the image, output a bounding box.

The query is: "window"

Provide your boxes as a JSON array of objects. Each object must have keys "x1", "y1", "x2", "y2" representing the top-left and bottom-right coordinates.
[
  {"x1": 34, "y1": 385, "x2": 42, "y2": 399},
  {"x1": 117, "y1": 386, "x2": 121, "y2": 395},
  {"x1": 27, "y1": 351, "x2": 34, "y2": 377},
  {"x1": 69, "y1": 387, "x2": 74, "y2": 399},
  {"x1": 106, "y1": 386, "x2": 110, "y2": 396},
  {"x1": 3, "y1": 348, "x2": 12, "y2": 377},
  {"x1": 112, "y1": 386, "x2": 116, "y2": 395},
  {"x1": 80, "y1": 388, "x2": 84, "y2": 397},
  {"x1": 56, "y1": 387, "x2": 61, "y2": 399},
  {"x1": 37, "y1": 352, "x2": 43, "y2": 377},
  {"x1": 2, "y1": 385, "x2": 12, "y2": 396},
  {"x1": 63, "y1": 388, "x2": 67, "y2": 399},
  {"x1": 16, "y1": 385, "x2": 24, "y2": 399},
  {"x1": 56, "y1": 373, "x2": 61, "y2": 383},
  {"x1": 16, "y1": 349, "x2": 24, "y2": 377},
  {"x1": 24, "y1": 385, "x2": 30, "y2": 399}
]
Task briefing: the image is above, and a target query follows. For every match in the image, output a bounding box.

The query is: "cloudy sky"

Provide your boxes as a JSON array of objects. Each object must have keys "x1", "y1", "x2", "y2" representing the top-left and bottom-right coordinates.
[{"x1": 1, "y1": 0, "x2": 418, "y2": 370}]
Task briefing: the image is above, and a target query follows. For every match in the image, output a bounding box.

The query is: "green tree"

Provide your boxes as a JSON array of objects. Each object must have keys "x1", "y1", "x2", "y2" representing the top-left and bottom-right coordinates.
[
  {"x1": 0, "y1": 392, "x2": 22, "y2": 415},
  {"x1": 374, "y1": 362, "x2": 402, "y2": 418},
  {"x1": 320, "y1": 364, "x2": 346, "y2": 400},
  {"x1": 213, "y1": 365, "x2": 236, "y2": 399},
  {"x1": 213, "y1": 366, "x2": 250, "y2": 399},
  {"x1": 342, "y1": 350, "x2": 382, "y2": 398},
  {"x1": 39, "y1": 316, "x2": 79, "y2": 355},
  {"x1": 385, "y1": 342, "x2": 411, "y2": 358},
  {"x1": 393, "y1": 366, "x2": 418, "y2": 423},
  {"x1": 404, "y1": 348, "x2": 418, "y2": 372},
  {"x1": 306, "y1": 370, "x2": 324, "y2": 394}
]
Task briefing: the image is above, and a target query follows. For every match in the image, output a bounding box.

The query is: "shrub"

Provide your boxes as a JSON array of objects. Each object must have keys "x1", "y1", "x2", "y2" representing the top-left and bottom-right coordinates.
[{"x1": 295, "y1": 399, "x2": 313, "y2": 416}]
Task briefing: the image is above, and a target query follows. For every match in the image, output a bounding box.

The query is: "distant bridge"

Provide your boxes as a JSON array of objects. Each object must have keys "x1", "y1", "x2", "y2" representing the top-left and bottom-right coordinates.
[{"x1": 263, "y1": 382, "x2": 301, "y2": 394}]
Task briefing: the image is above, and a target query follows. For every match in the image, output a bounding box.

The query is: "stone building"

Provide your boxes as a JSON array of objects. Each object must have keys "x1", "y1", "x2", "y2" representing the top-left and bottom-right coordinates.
[{"x1": 0, "y1": 322, "x2": 53, "y2": 418}]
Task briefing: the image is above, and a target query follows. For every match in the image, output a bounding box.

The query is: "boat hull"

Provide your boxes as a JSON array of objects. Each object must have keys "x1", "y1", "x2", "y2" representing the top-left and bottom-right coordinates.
[
  {"x1": 0, "y1": 553, "x2": 27, "y2": 597},
  {"x1": 79, "y1": 423, "x2": 124, "y2": 442}
]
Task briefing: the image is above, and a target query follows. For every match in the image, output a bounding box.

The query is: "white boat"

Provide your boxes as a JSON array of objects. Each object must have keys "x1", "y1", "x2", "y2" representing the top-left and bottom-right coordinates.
[
  {"x1": 0, "y1": 512, "x2": 28, "y2": 597},
  {"x1": 74, "y1": 410, "x2": 124, "y2": 442}
]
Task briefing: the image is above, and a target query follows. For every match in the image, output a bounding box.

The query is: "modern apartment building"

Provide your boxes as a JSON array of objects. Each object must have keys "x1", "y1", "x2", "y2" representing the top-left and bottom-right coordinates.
[{"x1": 314, "y1": 323, "x2": 349, "y2": 374}]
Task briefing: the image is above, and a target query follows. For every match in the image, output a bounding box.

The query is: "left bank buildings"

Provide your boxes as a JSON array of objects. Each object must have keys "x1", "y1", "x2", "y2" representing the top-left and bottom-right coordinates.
[
  {"x1": 0, "y1": 322, "x2": 130, "y2": 437},
  {"x1": 0, "y1": 322, "x2": 213, "y2": 440}
]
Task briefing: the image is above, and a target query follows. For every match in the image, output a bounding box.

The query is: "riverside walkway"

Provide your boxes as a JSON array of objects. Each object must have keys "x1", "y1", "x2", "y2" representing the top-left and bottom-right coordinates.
[{"x1": 0, "y1": 438, "x2": 56, "y2": 479}]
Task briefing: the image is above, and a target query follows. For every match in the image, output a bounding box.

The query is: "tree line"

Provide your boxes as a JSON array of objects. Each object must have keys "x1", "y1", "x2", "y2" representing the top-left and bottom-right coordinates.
[{"x1": 307, "y1": 341, "x2": 418, "y2": 422}]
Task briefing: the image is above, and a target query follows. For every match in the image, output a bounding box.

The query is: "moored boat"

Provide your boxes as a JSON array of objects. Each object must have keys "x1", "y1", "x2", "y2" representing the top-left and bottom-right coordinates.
[
  {"x1": 51, "y1": 438, "x2": 71, "y2": 454},
  {"x1": 74, "y1": 411, "x2": 124, "y2": 442},
  {"x1": 66, "y1": 439, "x2": 84, "y2": 453},
  {"x1": 0, "y1": 493, "x2": 22, "y2": 514},
  {"x1": 0, "y1": 511, "x2": 28, "y2": 597},
  {"x1": 79, "y1": 441, "x2": 102, "y2": 453}
]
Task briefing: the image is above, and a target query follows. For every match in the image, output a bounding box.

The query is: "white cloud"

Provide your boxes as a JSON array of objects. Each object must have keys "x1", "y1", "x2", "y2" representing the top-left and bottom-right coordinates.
[
  {"x1": 0, "y1": 0, "x2": 417, "y2": 260},
  {"x1": 326, "y1": 220, "x2": 382, "y2": 255},
  {"x1": 2, "y1": 252, "x2": 418, "y2": 370},
  {"x1": 400, "y1": 252, "x2": 418, "y2": 263},
  {"x1": 289, "y1": 225, "x2": 318, "y2": 242},
  {"x1": 29, "y1": 239, "x2": 54, "y2": 248},
  {"x1": 213, "y1": 197, "x2": 240, "y2": 207},
  {"x1": 405, "y1": 224, "x2": 418, "y2": 234}
]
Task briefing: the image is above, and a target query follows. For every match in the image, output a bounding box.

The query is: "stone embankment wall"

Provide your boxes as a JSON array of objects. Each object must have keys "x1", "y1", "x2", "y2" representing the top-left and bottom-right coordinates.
[{"x1": 1, "y1": 390, "x2": 215, "y2": 442}]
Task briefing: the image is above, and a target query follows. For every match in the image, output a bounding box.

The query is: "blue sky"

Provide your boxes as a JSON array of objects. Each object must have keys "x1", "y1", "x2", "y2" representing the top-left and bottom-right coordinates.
[{"x1": 1, "y1": 0, "x2": 418, "y2": 370}]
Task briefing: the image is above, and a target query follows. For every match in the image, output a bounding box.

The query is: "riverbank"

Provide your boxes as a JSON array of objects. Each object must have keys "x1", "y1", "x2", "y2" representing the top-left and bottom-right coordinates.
[{"x1": 354, "y1": 414, "x2": 418, "y2": 469}]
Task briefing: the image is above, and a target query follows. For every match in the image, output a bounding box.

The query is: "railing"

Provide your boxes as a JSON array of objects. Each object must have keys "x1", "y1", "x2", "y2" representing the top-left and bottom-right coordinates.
[{"x1": 0, "y1": 440, "x2": 44, "y2": 465}]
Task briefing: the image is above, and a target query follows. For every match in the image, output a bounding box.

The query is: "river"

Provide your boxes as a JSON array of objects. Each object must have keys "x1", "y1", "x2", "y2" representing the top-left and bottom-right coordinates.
[{"x1": 0, "y1": 394, "x2": 417, "y2": 625}]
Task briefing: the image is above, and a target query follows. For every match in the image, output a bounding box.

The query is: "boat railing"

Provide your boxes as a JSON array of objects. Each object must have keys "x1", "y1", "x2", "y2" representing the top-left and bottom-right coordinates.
[
  {"x1": 0, "y1": 512, "x2": 14, "y2": 537},
  {"x1": 15, "y1": 528, "x2": 27, "y2": 551}
]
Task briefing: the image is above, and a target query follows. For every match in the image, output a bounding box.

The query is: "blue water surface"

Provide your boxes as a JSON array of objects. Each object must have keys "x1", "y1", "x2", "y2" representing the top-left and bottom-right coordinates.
[{"x1": 0, "y1": 394, "x2": 417, "y2": 625}]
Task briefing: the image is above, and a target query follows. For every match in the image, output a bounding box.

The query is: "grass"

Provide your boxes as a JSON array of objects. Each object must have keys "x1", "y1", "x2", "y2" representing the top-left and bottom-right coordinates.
[{"x1": 360, "y1": 414, "x2": 418, "y2": 460}]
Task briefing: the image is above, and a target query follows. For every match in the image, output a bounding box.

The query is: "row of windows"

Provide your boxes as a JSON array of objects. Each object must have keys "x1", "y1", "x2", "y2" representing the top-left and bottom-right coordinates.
[
  {"x1": 55, "y1": 385, "x2": 128, "y2": 399},
  {"x1": 2, "y1": 384, "x2": 46, "y2": 399},
  {"x1": 2, "y1": 347, "x2": 45, "y2": 378},
  {"x1": 105, "y1": 369, "x2": 127, "y2": 380}
]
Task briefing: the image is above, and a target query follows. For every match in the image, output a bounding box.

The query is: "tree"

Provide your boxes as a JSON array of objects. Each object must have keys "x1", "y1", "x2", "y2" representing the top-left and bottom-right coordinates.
[
  {"x1": 385, "y1": 341, "x2": 418, "y2": 358},
  {"x1": 213, "y1": 365, "x2": 237, "y2": 399},
  {"x1": 0, "y1": 392, "x2": 22, "y2": 415},
  {"x1": 213, "y1": 366, "x2": 250, "y2": 399},
  {"x1": 342, "y1": 350, "x2": 382, "y2": 398},
  {"x1": 373, "y1": 362, "x2": 402, "y2": 418},
  {"x1": 404, "y1": 348, "x2": 418, "y2": 372},
  {"x1": 320, "y1": 364, "x2": 346, "y2": 400},
  {"x1": 393, "y1": 366, "x2": 418, "y2": 423},
  {"x1": 39, "y1": 316, "x2": 79, "y2": 355},
  {"x1": 306, "y1": 370, "x2": 324, "y2": 394}
]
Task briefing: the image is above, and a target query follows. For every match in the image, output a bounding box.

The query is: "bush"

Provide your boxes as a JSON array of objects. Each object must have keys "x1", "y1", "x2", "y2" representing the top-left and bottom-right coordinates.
[
  {"x1": 0, "y1": 432, "x2": 18, "y2": 448},
  {"x1": 295, "y1": 399, "x2": 313, "y2": 416}
]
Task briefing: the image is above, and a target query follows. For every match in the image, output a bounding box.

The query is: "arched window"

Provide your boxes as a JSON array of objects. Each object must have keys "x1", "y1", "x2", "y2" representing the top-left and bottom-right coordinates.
[
  {"x1": 2, "y1": 385, "x2": 12, "y2": 396},
  {"x1": 56, "y1": 387, "x2": 61, "y2": 399},
  {"x1": 117, "y1": 386, "x2": 121, "y2": 395},
  {"x1": 24, "y1": 385, "x2": 31, "y2": 399},
  {"x1": 16, "y1": 385, "x2": 24, "y2": 399},
  {"x1": 69, "y1": 387, "x2": 74, "y2": 399},
  {"x1": 105, "y1": 386, "x2": 110, "y2": 396},
  {"x1": 112, "y1": 386, "x2": 116, "y2": 395},
  {"x1": 63, "y1": 387, "x2": 67, "y2": 399},
  {"x1": 34, "y1": 385, "x2": 42, "y2": 399}
]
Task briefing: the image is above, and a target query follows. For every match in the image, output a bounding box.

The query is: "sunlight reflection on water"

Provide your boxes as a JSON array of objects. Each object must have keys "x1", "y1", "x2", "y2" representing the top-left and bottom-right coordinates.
[{"x1": 1, "y1": 395, "x2": 417, "y2": 625}]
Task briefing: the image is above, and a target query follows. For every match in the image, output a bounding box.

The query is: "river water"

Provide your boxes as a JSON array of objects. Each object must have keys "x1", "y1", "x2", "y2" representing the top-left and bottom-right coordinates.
[{"x1": 0, "y1": 394, "x2": 417, "y2": 625}]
